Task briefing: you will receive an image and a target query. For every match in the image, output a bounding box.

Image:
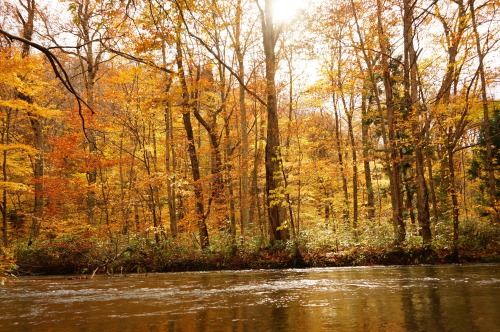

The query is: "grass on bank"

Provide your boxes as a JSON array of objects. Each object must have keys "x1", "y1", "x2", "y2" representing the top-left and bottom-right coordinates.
[{"x1": 4, "y1": 217, "x2": 498, "y2": 277}]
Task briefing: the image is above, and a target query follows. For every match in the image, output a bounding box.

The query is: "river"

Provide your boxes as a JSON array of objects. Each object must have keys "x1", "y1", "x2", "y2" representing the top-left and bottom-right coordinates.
[{"x1": 1, "y1": 264, "x2": 499, "y2": 331}]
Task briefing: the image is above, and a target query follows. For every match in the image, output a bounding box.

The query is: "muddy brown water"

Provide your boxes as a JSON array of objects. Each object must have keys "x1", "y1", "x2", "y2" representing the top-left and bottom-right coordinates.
[{"x1": 1, "y1": 264, "x2": 499, "y2": 331}]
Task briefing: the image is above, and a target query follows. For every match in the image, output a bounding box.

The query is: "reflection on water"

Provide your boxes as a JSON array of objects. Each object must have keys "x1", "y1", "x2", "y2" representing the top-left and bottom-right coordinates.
[{"x1": 1, "y1": 264, "x2": 499, "y2": 331}]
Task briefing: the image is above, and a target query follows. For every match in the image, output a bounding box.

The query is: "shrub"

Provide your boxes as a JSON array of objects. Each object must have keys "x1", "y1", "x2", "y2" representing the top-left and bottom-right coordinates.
[{"x1": 15, "y1": 233, "x2": 96, "y2": 275}]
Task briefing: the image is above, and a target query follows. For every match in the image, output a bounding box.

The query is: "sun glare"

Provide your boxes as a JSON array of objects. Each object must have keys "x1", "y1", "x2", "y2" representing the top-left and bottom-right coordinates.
[{"x1": 272, "y1": 0, "x2": 305, "y2": 23}]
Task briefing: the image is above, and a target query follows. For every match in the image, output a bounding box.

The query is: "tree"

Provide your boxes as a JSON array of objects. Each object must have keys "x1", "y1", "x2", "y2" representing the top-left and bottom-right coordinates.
[
  {"x1": 376, "y1": 0, "x2": 405, "y2": 245},
  {"x1": 402, "y1": 0, "x2": 432, "y2": 245},
  {"x1": 469, "y1": 0, "x2": 499, "y2": 223},
  {"x1": 0, "y1": 0, "x2": 499, "y2": 257},
  {"x1": 11, "y1": 0, "x2": 45, "y2": 244},
  {"x1": 232, "y1": 0, "x2": 251, "y2": 236},
  {"x1": 433, "y1": 0, "x2": 471, "y2": 260},
  {"x1": 260, "y1": 0, "x2": 289, "y2": 242},
  {"x1": 349, "y1": 0, "x2": 381, "y2": 222}
]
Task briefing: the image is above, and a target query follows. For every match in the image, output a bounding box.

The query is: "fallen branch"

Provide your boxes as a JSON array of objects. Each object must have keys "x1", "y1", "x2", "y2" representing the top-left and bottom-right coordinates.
[{"x1": 90, "y1": 247, "x2": 133, "y2": 279}]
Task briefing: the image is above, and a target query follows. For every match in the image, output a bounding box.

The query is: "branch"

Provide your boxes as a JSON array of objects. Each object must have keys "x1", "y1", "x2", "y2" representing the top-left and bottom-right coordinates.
[
  {"x1": 0, "y1": 29, "x2": 94, "y2": 142},
  {"x1": 103, "y1": 45, "x2": 175, "y2": 74},
  {"x1": 173, "y1": 0, "x2": 267, "y2": 107}
]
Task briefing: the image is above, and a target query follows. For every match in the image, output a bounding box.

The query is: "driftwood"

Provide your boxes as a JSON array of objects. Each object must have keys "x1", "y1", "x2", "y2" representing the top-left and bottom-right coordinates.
[{"x1": 90, "y1": 248, "x2": 132, "y2": 279}]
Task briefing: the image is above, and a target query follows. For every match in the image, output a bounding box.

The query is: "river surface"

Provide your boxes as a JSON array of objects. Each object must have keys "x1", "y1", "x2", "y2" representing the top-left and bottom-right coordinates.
[{"x1": 1, "y1": 264, "x2": 499, "y2": 331}]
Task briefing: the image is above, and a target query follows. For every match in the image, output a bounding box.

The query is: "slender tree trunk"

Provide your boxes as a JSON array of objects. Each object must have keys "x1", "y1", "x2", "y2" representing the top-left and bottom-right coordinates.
[
  {"x1": 1, "y1": 171, "x2": 7, "y2": 246},
  {"x1": 416, "y1": 146, "x2": 431, "y2": 243},
  {"x1": 28, "y1": 116, "x2": 44, "y2": 241},
  {"x1": 143, "y1": 135, "x2": 161, "y2": 243},
  {"x1": 350, "y1": 1, "x2": 378, "y2": 223},
  {"x1": 183, "y1": 109, "x2": 209, "y2": 249},
  {"x1": 331, "y1": 33, "x2": 350, "y2": 219},
  {"x1": 296, "y1": 127, "x2": 303, "y2": 235},
  {"x1": 1, "y1": 110, "x2": 11, "y2": 247},
  {"x1": 161, "y1": 42, "x2": 177, "y2": 238},
  {"x1": 224, "y1": 116, "x2": 237, "y2": 239},
  {"x1": 74, "y1": 0, "x2": 100, "y2": 224},
  {"x1": 377, "y1": 0, "x2": 405, "y2": 244},
  {"x1": 361, "y1": 95, "x2": 375, "y2": 220},
  {"x1": 432, "y1": 0, "x2": 468, "y2": 255},
  {"x1": 176, "y1": 26, "x2": 209, "y2": 249},
  {"x1": 332, "y1": 93, "x2": 349, "y2": 219},
  {"x1": 427, "y1": 157, "x2": 439, "y2": 222},
  {"x1": 118, "y1": 131, "x2": 130, "y2": 235},
  {"x1": 347, "y1": 113, "x2": 358, "y2": 236},
  {"x1": 263, "y1": 0, "x2": 288, "y2": 242},
  {"x1": 17, "y1": 0, "x2": 44, "y2": 243},
  {"x1": 250, "y1": 111, "x2": 266, "y2": 236},
  {"x1": 403, "y1": 0, "x2": 431, "y2": 245},
  {"x1": 469, "y1": 0, "x2": 498, "y2": 223},
  {"x1": 86, "y1": 130, "x2": 98, "y2": 225},
  {"x1": 192, "y1": 108, "x2": 224, "y2": 209},
  {"x1": 448, "y1": 147, "x2": 460, "y2": 261},
  {"x1": 403, "y1": 169, "x2": 416, "y2": 226},
  {"x1": 164, "y1": 91, "x2": 178, "y2": 238},
  {"x1": 235, "y1": 0, "x2": 250, "y2": 235}
]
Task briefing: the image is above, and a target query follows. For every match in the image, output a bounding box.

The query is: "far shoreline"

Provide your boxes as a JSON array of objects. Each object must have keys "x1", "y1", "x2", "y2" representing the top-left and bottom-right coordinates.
[{"x1": 9, "y1": 244, "x2": 500, "y2": 278}]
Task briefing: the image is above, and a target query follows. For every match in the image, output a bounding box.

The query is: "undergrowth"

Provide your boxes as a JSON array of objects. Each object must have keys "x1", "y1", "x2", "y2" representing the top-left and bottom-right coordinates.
[{"x1": 10, "y1": 229, "x2": 499, "y2": 276}]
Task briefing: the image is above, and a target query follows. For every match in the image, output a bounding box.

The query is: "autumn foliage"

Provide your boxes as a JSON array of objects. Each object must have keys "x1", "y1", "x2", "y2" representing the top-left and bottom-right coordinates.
[{"x1": 1, "y1": 0, "x2": 499, "y2": 275}]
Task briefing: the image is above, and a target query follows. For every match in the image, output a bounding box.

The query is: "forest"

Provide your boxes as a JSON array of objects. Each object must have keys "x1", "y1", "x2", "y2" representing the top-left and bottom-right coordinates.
[{"x1": 0, "y1": 0, "x2": 499, "y2": 276}]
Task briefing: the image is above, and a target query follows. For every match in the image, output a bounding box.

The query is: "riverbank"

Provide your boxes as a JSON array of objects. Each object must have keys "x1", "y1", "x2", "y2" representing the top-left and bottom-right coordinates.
[{"x1": 9, "y1": 239, "x2": 500, "y2": 276}]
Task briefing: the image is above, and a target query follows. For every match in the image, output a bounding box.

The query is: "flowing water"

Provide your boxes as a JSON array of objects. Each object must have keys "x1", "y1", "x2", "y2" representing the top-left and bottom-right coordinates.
[{"x1": 1, "y1": 264, "x2": 499, "y2": 331}]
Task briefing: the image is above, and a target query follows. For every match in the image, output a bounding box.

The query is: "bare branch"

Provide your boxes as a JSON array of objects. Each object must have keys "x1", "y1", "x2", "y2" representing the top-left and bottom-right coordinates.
[
  {"x1": 103, "y1": 45, "x2": 176, "y2": 74},
  {"x1": 0, "y1": 28, "x2": 93, "y2": 140},
  {"x1": 174, "y1": 0, "x2": 267, "y2": 107}
]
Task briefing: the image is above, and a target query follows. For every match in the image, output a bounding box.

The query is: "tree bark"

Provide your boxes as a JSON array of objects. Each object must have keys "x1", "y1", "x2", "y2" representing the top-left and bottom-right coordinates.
[
  {"x1": 469, "y1": 0, "x2": 498, "y2": 223},
  {"x1": 361, "y1": 93, "x2": 375, "y2": 220},
  {"x1": 376, "y1": 0, "x2": 405, "y2": 245},
  {"x1": 263, "y1": 0, "x2": 289, "y2": 242},
  {"x1": 403, "y1": 0, "x2": 431, "y2": 244},
  {"x1": 350, "y1": 0, "x2": 377, "y2": 222},
  {"x1": 235, "y1": 0, "x2": 250, "y2": 235},
  {"x1": 1, "y1": 110, "x2": 11, "y2": 247},
  {"x1": 73, "y1": 0, "x2": 101, "y2": 224},
  {"x1": 448, "y1": 147, "x2": 460, "y2": 261},
  {"x1": 17, "y1": 0, "x2": 44, "y2": 244},
  {"x1": 176, "y1": 25, "x2": 209, "y2": 249},
  {"x1": 164, "y1": 81, "x2": 178, "y2": 238},
  {"x1": 347, "y1": 112, "x2": 359, "y2": 236}
]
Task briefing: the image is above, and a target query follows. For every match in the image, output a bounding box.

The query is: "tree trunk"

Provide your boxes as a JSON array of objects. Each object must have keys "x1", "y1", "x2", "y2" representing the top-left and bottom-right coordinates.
[
  {"x1": 224, "y1": 120, "x2": 237, "y2": 239},
  {"x1": 1, "y1": 110, "x2": 11, "y2": 247},
  {"x1": 469, "y1": 0, "x2": 498, "y2": 223},
  {"x1": 416, "y1": 147, "x2": 431, "y2": 243},
  {"x1": 17, "y1": 0, "x2": 44, "y2": 243},
  {"x1": 376, "y1": 0, "x2": 405, "y2": 244},
  {"x1": 347, "y1": 113, "x2": 359, "y2": 236},
  {"x1": 403, "y1": 0, "x2": 432, "y2": 245},
  {"x1": 176, "y1": 26, "x2": 209, "y2": 249},
  {"x1": 361, "y1": 94, "x2": 375, "y2": 220},
  {"x1": 263, "y1": 0, "x2": 288, "y2": 242},
  {"x1": 29, "y1": 117, "x2": 44, "y2": 240},
  {"x1": 427, "y1": 157, "x2": 439, "y2": 222},
  {"x1": 448, "y1": 147, "x2": 460, "y2": 261},
  {"x1": 250, "y1": 113, "x2": 265, "y2": 236},
  {"x1": 183, "y1": 110, "x2": 209, "y2": 249},
  {"x1": 332, "y1": 93, "x2": 349, "y2": 219},
  {"x1": 235, "y1": 0, "x2": 250, "y2": 235},
  {"x1": 350, "y1": 0, "x2": 377, "y2": 223},
  {"x1": 164, "y1": 90, "x2": 178, "y2": 238},
  {"x1": 74, "y1": 0, "x2": 101, "y2": 224}
]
